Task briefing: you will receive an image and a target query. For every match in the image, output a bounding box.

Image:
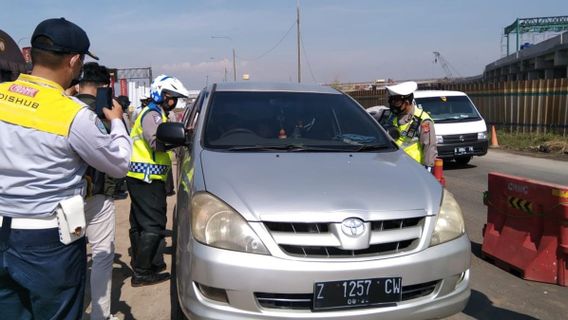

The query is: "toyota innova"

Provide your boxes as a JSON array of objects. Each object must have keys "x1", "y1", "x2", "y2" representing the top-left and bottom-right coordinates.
[{"x1": 157, "y1": 82, "x2": 471, "y2": 320}]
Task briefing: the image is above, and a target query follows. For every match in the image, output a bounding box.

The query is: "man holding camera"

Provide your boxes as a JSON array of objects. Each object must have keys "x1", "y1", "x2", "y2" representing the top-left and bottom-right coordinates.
[
  {"x1": 75, "y1": 62, "x2": 130, "y2": 320},
  {"x1": 0, "y1": 18, "x2": 131, "y2": 319}
]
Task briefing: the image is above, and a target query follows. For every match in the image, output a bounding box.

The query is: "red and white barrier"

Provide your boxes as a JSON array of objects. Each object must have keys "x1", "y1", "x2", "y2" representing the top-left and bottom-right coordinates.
[{"x1": 482, "y1": 172, "x2": 568, "y2": 286}]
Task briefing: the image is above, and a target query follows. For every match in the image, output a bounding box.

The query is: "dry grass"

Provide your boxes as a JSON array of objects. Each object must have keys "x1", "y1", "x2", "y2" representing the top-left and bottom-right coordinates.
[{"x1": 490, "y1": 130, "x2": 568, "y2": 155}]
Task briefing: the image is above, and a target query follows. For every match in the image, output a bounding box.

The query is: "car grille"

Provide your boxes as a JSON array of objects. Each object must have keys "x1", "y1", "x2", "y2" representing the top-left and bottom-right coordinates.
[
  {"x1": 442, "y1": 133, "x2": 478, "y2": 144},
  {"x1": 255, "y1": 280, "x2": 439, "y2": 310},
  {"x1": 264, "y1": 217, "x2": 424, "y2": 258}
]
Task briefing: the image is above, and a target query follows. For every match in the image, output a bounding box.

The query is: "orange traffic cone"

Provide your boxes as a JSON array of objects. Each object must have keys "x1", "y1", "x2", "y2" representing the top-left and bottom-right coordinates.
[
  {"x1": 490, "y1": 125, "x2": 499, "y2": 148},
  {"x1": 433, "y1": 158, "x2": 445, "y2": 186}
]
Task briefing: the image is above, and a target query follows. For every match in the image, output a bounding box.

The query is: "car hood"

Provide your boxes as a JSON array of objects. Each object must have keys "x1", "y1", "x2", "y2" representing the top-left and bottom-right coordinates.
[
  {"x1": 200, "y1": 150, "x2": 442, "y2": 222},
  {"x1": 434, "y1": 119, "x2": 487, "y2": 135}
]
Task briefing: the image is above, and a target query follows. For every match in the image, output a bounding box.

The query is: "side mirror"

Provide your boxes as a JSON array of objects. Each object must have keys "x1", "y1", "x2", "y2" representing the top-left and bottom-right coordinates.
[
  {"x1": 387, "y1": 127, "x2": 400, "y2": 140},
  {"x1": 157, "y1": 122, "x2": 189, "y2": 147}
]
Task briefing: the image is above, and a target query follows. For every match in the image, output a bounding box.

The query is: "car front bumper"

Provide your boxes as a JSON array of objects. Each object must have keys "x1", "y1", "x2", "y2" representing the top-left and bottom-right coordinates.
[{"x1": 177, "y1": 234, "x2": 471, "y2": 320}]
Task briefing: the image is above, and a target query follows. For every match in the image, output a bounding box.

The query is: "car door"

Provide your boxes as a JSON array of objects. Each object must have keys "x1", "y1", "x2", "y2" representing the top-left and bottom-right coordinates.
[{"x1": 173, "y1": 88, "x2": 207, "y2": 303}]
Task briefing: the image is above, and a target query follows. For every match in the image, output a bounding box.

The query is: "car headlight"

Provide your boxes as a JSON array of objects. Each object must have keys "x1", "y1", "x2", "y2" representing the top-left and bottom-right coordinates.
[
  {"x1": 191, "y1": 192, "x2": 270, "y2": 255},
  {"x1": 430, "y1": 189, "x2": 465, "y2": 246},
  {"x1": 436, "y1": 135, "x2": 444, "y2": 144},
  {"x1": 478, "y1": 131, "x2": 487, "y2": 140}
]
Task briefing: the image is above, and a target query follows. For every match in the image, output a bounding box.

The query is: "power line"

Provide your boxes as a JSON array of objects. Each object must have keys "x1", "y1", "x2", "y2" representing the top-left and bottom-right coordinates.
[
  {"x1": 237, "y1": 21, "x2": 296, "y2": 61},
  {"x1": 300, "y1": 33, "x2": 317, "y2": 82}
]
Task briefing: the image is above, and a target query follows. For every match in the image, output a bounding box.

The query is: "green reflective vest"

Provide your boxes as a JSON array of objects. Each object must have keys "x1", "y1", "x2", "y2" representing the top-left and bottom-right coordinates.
[
  {"x1": 127, "y1": 105, "x2": 171, "y2": 182},
  {"x1": 392, "y1": 106, "x2": 432, "y2": 165}
]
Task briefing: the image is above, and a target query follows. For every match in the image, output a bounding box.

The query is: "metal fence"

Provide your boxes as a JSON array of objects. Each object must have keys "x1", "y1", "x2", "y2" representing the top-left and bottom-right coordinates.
[{"x1": 347, "y1": 78, "x2": 568, "y2": 136}]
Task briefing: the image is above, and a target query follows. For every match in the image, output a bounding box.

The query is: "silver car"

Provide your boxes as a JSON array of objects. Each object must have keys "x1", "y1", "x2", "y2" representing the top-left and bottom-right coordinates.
[{"x1": 158, "y1": 82, "x2": 470, "y2": 320}]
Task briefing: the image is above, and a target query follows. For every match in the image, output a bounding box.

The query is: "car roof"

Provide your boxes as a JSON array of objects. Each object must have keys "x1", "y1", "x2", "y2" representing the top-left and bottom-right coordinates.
[
  {"x1": 213, "y1": 82, "x2": 341, "y2": 94},
  {"x1": 414, "y1": 90, "x2": 467, "y2": 98}
]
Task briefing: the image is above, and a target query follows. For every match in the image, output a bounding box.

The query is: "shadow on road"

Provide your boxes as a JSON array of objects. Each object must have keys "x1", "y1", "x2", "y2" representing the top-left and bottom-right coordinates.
[
  {"x1": 443, "y1": 162, "x2": 477, "y2": 171},
  {"x1": 463, "y1": 290, "x2": 538, "y2": 319},
  {"x1": 111, "y1": 253, "x2": 135, "y2": 320},
  {"x1": 470, "y1": 241, "x2": 483, "y2": 260}
]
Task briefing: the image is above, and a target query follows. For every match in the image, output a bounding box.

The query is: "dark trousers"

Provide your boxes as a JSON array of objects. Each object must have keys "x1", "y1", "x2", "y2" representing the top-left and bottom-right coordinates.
[
  {"x1": 126, "y1": 177, "x2": 167, "y2": 235},
  {"x1": 126, "y1": 177, "x2": 167, "y2": 272},
  {"x1": 0, "y1": 222, "x2": 86, "y2": 320}
]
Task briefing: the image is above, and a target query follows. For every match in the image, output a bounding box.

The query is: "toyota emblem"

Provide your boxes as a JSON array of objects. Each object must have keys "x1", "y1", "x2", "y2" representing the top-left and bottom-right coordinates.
[
  {"x1": 459, "y1": 135, "x2": 465, "y2": 142},
  {"x1": 341, "y1": 218, "x2": 365, "y2": 237}
]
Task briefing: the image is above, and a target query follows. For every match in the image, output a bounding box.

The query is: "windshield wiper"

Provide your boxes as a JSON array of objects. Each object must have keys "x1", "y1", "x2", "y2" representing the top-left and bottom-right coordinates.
[
  {"x1": 353, "y1": 144, "x2": 392, "y2": 152},
  {"x1": 227, "y1": 144, "x2": 340, "y2": 152}
]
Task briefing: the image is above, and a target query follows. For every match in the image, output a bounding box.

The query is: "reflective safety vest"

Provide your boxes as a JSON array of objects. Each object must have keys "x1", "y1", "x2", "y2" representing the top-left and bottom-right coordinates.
[
  {"x1": 0, "y1": 74, "x2": 86, "y2": 216},
  {"x1": 127, "y1": 104, "x2": 171, "y2": 183},
  {"x1": 0, "y1": 74, "x2": 81, "y2": 136},
  {"x1": 391, "y1": 106, "x2": 432, "y2": 165}
]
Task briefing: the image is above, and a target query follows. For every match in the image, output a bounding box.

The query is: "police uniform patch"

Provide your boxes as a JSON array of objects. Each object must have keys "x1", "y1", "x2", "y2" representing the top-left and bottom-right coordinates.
[
  {"x1": 153, "y1": 115, "x2": 162, "y2": 124},
  {"x1": 95, "y1": 117, "x2": 108, "y2": 134},
  {"x1": 421, "y1": 122, "x2": 430, "y2": 133}
]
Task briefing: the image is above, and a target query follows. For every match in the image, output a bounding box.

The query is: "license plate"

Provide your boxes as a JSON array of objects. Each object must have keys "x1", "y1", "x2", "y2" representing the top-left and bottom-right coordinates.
[
  {"x1": 454, "y1": 146, "x2": 474, "y2": 155},
  {"x1": 313, "y1": 277, "x2": 402, "y2": 311}
]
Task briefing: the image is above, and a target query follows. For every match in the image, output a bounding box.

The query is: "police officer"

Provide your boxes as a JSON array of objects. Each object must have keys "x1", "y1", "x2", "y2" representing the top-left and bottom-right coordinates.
[
  {"x1": 385, "y1": 81, "x2": 437, "y2": 170},
  {"x1": 0, "y1": 18, "x2": 131, "y2": 319},
  {"x1": 127, "y1": 74, "x2": 188, "y2": 287},
  {"x1": 75, "y1": 62, "x2": 127, "y2": 320}
]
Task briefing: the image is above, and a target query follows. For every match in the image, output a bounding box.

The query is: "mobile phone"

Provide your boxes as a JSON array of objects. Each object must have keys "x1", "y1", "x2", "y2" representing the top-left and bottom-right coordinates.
[{"x1": 95, "y1": 87, "x2": 113, "y2": 118}]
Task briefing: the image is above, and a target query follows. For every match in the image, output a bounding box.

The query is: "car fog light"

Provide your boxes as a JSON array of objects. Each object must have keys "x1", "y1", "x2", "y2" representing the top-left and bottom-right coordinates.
[
  {"x1": 478, "y1": 131, "x2": 487, "y2": 140},
  {"x1": 456, "y1": 270, "x2": 468, "y2": 286},
  {"x1": 196, "y1": 283, "x2": 229, "y2": 303}
]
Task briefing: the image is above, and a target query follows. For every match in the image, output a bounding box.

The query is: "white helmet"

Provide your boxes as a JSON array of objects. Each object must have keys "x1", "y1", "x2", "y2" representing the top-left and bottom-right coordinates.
[{"x1": 150, "y1": 74, "x2": 189, "y2": 103}]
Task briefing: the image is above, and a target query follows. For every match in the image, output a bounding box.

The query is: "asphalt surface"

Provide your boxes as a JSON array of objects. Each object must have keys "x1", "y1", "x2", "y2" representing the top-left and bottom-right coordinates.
[
  {"x1": 444, "y1": 149, "x2": 568, "y2": 320},
  {"x1": 84, "y1": 149, "x2": 568, "y2": 320}
]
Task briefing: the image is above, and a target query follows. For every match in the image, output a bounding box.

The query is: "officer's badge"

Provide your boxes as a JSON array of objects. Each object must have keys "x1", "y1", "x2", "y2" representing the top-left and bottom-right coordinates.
[{"x1": 95, "y1": 118, "x2": 108, "y2": 134}]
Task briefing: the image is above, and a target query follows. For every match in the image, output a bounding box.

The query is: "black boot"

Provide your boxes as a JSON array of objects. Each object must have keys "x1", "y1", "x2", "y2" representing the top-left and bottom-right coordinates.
[
  {"x1": 131, "y1": 271, "x2": 170, "y2": 287},
  {"x1": 152, "y1": 237, "x2": 167, "y2": 273},
  {"x1": 131, "y1": 232, "x2": 170, "y2": 287},
  {"x1": 129, "y1": 230, "x2": 139, "y2": 268}
]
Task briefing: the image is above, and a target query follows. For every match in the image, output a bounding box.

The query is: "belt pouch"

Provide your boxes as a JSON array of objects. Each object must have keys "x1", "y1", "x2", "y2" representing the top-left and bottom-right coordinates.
[{"x1": 56, "y1": 195, "x2": 86, "y2": 245}]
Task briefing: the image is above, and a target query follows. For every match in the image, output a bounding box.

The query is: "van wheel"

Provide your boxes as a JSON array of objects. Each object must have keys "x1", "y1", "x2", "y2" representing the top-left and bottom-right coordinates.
[{"x1": 455, "y1": 156, "x2": 472, "y2": 165}]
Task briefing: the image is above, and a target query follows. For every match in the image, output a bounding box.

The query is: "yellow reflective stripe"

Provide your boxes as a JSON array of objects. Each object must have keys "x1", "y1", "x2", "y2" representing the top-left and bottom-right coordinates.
[{"x1": 552, "y1": 189, "x2": 568, "y2": 198}]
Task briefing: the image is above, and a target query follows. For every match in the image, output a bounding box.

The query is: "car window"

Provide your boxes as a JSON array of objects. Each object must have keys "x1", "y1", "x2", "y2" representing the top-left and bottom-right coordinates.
[
  {"x1": 416, "y1": 96, "x2": 481, "y2": 123},
  {"x1": 203, "y1": 91, "x2": 392, "y2": 152},
  {"x1": 185, "y1": 91, "x2": 205, "y2": 130}
]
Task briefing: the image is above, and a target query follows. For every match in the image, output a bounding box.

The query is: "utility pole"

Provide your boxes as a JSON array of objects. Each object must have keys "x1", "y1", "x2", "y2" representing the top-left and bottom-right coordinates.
[
  {"x1": 297, "y1": 0, "x2": 301, "y2": 83},
  {"x1": 211, "y1": 36, "x2": 237, "y2": 82},
  {"x1": 233, "y1": 48, "x2": 237, "y2": 82}
]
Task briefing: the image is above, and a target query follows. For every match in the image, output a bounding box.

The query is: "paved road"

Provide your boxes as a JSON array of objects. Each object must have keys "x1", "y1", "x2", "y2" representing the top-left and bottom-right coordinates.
[
  {"x1": 90, "y1": 150, "x2": 568, "y2": 320},
  {"x1": 445, "y1": 149, "x2": 568, "y2": 320}
]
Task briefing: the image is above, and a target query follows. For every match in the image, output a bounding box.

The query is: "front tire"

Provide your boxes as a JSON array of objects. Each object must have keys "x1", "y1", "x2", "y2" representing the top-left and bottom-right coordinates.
[{"x1": 170, "y1": 207, "x2": 188, "y2": 320}]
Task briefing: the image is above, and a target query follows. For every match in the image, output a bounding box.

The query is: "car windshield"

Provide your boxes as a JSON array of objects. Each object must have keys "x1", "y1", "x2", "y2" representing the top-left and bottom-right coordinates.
[
  {"x1": 415, "y1": 95, "x2": 481, "y2": 123},
  {"x1": 203, "y1": 91, "x2": 392, "y2": 152}
]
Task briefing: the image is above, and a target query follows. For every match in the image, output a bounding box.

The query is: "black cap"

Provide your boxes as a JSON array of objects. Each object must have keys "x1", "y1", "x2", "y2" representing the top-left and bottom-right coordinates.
[{"x1": 31, "y1": 17, "x2": 99, "y2": 60}]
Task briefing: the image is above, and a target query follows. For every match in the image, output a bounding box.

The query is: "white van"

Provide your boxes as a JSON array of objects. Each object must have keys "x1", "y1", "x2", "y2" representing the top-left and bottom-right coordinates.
[{"x1": 414, "y1": 90, "x2": 488, "y2": 165}]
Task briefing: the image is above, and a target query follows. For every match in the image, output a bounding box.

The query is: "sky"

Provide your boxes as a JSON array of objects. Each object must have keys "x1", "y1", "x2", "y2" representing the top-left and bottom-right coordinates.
[{"x1": 1, "y1": 0, "x2": 566, "y2": 89}]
